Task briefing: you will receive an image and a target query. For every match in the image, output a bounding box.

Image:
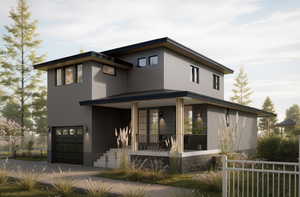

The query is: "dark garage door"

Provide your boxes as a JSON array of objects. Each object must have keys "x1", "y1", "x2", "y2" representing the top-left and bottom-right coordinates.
[{"x1": 52, "y1": 127, "x2": 83, "y2": 164}]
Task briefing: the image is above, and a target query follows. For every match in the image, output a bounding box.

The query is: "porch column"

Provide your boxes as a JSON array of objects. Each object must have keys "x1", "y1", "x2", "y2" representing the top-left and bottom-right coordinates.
[
  {"x1": 176, "y1": 98, "x2": 184, "y2": 153},
  {"x1": 131, "y1": 102, "x2": 138, "y2": 152}
]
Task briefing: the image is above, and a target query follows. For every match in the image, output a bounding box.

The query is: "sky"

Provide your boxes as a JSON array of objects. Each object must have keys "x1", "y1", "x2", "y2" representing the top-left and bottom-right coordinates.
[{"x1": 0, "y1": 0, "x2": 300, "y2": 121}]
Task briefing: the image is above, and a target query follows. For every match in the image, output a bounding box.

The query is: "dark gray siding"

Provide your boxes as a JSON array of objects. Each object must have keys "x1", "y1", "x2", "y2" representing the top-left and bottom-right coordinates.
[
  {"x1": 119, "y1": 48, "x2": 164, "y2": 92},
  {"x1": 91, "y1": 106, "x2": 130, "y2": 161},
  {"x1": 47, "y1": 62, "x2": 93, "y2": 165}
]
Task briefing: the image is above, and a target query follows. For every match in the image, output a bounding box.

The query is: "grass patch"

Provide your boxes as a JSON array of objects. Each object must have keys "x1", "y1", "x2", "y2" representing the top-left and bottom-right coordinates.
[
  {"x1": 97, "y1": 169, "x2": 221, "y2": 196},
  {"x1": 0, "y1": 183, "x2": 58, "y2": 197},
  {"x1": 13, "y1": 157, "x2": 47, "y2": 161}
]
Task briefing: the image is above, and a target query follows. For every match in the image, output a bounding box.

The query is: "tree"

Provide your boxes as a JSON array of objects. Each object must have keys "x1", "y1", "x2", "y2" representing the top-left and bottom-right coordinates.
[
  {"x1": 285, "y1": 104, "x2": 300, "y2": 125},
  {"x1": 32, "y1": 88, "x2": 47, "y2": 134},
  {"x1": 258, "y1": 97, "x2": 278, "y2": 134},
  {"x1": 0, "y1": 0, "x2": 45, "y2": 138},
  {"x1": 230, "y1": 67, "x2": 253, "y2": 106},
  {"x1": 0, "y1": 118, "x2": 22, "y2": 157}
]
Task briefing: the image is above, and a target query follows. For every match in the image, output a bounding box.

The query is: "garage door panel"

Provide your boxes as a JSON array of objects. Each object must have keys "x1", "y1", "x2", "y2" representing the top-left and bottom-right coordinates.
[{"x1": 53, "y1": 126, "x2": 83, "y2": 164}]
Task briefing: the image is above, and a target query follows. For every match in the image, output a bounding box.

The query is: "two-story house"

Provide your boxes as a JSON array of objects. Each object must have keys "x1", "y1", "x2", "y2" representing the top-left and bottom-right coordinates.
[{"x1": 34, "y1": 37, "x2": 274, "y2": 172}]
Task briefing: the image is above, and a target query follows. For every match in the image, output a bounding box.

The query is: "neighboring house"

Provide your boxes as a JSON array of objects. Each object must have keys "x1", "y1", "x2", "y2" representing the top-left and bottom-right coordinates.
[{"x1": 34, "y1": 37, "x2": 274, "y2": 172}]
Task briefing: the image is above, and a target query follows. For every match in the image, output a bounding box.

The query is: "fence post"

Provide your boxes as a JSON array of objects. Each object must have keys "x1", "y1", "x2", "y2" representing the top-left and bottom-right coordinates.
[
  {"x1": 298, "y1": 135, "x2": 300, "y2": 197},
  {"x1": 222, "y1": 155, "x2": 228, "y2": 197}
]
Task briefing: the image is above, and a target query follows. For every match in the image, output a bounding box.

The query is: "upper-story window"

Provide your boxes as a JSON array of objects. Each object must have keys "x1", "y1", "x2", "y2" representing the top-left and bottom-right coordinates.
[
  {"x1": 56, "y1": 68, "x2": 63, "y2": 86},
  {"x1": 213, "y1": 74, "x2": 220, "y2": 90},
  {"x1": 149, "y1": 55, "x2": 158, "y2": 65},
  {"x1": 103, "y1": 65, "x2": 116, "y2": 76},
  {"x1": 77, "y1": 64, "x2": 83, "y2": 83},
  {"x1": 137, "y1": 57, "x2": 147, "y2": 67},
  {"x1": 65, "y1": 66, "x2": 74, "y2": 85},
  {"x1": 190, "y1": 65, "x2": 199, "y2": 84},
  {"x1": 55, "y1": 64, "x2": 83, "y2": 86}
]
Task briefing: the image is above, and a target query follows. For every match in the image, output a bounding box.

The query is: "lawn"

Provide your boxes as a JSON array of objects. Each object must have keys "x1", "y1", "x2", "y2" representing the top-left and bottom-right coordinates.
[
  {"x1": 0, "y1": 184, "x2": 58, "y2": 197},
  {"x1": 97, "y1": 169, "x2": 222, "y2": 197}
]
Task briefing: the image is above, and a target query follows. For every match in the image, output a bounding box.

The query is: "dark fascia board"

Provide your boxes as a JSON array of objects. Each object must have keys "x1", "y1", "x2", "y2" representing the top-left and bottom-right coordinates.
[
  {"x1": 102, "y1": 37, "x2": 234, "y2": 74},
  {"x1": 79, "y1": 90, "x2": 275, "y2": 117},
  {"x1": 34, "y1": 51, "x2": 133, "y2": 70}
]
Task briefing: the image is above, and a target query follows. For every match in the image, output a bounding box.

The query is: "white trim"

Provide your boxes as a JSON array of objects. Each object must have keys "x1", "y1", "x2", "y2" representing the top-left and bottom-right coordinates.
[
  {"x1": 129, "y1": 149, "x2": 221, "y2": 158},
  {"x1": 181, "y1": 149, "x2": 221, "y2": 157}
]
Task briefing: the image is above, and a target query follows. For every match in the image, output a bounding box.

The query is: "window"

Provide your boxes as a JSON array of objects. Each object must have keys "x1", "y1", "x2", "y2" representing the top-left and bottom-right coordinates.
[
  {"x1": 56, "y1": 68, "x2": 63, "y2": 86},
  {"x1": 137, "y1": 57, "x2": 147, "y2": 67},
  {"x1": 149, "y1": 55, "x2": 158, "y2": 65},
  {"x1": 103, "y1": 65, "x2": 116, "y2": 76},
  {"x1": 65, "y1": 66, "x2": 74, "y2": 85},
  {"x1": 213, "y1": 74, "x2": 220, "y2": 90},
  {"x1": 190, "y1": 65, "x2": 199, "y2": 83},
  {"x1": 225, "y1": 109, "x2": 230, "y2": 127},
  {"x1": 77, "y1": 64, "x2": 83, "y2": 83}
]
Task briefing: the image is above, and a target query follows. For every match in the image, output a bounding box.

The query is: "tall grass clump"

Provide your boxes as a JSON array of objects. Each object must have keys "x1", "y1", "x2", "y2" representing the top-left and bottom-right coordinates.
[
  {"x1": 115, "y1": 127, "x2": 131, "y2": 170},
  {"x1": 52, "y1": 168, "x2": 75, "y2": 196},
  {"x1": 193, "y1": 172, "x2": 222, "y2": 193},
  {"x1": 123, "y1": 188, "x2": 146, "y2": 197},
  {"x1": 17, "y1": 168, "x2": 42, "y2": 191},
  {"x1": 0, "y1": 158, "x2": 9, "y2": 184},
  {"x1": 85, "y1": 178, "x2": 111, "y2": 197}
]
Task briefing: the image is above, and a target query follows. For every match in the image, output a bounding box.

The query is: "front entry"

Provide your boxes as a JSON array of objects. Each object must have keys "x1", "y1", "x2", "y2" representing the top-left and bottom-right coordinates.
[{"x1": 52, "y1": 126, "x2": 83, "y2": 164}]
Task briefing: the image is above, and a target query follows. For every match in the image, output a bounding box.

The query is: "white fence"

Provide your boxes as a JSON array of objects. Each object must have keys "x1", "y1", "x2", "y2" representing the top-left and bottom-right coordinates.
[{"x1": 222, "y1": 137, "x2": 300, "y2": 197}]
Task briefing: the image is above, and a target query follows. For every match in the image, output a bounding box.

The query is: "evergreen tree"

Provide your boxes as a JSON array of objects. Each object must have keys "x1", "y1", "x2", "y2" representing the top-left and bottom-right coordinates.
[
  {"x1": 32, "y1": 88, "x2": 47, "y2": 134},
  {"x1": 259, "y1": 97, "x2": 278, "y2": 134},
  {"x1": 285, "y1": 104, "x2": 300, "y2": 125},
  {"x1": 0, "y1": 0, "x2": 45, "y2": 137},
  {"x1": 230, "y1": 67, "x2": 253, "y2": 106}
]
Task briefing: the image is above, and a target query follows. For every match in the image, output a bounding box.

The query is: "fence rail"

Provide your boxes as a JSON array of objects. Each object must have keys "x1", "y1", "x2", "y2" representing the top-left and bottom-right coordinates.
[{"x1": 222, "y1": 136, "x2": 300, "y2": 197}]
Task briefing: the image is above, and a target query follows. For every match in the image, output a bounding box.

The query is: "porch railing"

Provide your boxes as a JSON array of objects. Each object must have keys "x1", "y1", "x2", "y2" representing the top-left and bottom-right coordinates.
[{"x1": 136, "y1": 134, "x2": 175, "y2": 151}]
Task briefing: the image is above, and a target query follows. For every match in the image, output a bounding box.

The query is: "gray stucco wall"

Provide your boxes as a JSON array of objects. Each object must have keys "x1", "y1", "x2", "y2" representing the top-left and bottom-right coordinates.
[
  {"x1": 119, "y1": 48, "x2": 164, "y2": 92},
  {"x1": 47, "y1": 62, "x2": 93, "y2": 165},
  {"x1": 91, "y1": 62, "x2": 128, "y2": 99},
  {"x1": 163, "y1": 48, "x2": 224, "y2": 99},
  {"x1": 207, "y1": 105, "x2": 258, "y2": 152}
]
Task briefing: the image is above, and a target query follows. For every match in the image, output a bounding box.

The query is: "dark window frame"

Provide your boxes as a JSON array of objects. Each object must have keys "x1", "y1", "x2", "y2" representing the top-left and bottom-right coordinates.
[
  {"x1": 190, "y1": 65, "x2": 199, "y2": 84},
  {"x1": 77, "y1": 64, "x2": 83, "y2": 83},
  {"x1": 55, "y1": 68, "x2": 63, "y2": 86},
  {"x1": 102, "y1": 65, "x2": 116, "y2": 76},
  {"x1": 55, "y1": 64, "x2": 84, "y2": 86},
  {"x1": 64, "y1": 66, "x2": 76, "y2": 85},
  {"x1": 137, "y1": 57, "x2": 147, "y2": 67},
  {"x1": 213, "y1": 74, "x2": 220, "y2": 90},
  {"x1": 148, "y1": 55, "x2": 158, "y2": 65}
]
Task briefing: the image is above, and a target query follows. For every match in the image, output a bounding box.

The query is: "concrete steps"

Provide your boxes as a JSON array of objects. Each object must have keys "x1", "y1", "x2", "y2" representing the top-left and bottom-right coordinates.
[{"x1": 94, "y1": 148, "x2": 130, "y2": 169}]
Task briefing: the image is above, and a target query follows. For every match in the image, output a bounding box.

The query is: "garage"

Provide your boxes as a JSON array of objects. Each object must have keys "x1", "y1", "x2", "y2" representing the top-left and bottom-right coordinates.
[{"x1": 52, "y1": 126, "x2": 83, "y2": 164}]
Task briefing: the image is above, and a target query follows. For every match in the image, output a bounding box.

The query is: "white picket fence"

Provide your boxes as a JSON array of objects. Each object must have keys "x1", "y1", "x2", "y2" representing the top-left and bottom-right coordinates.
[{"x1": 222, "y1": 137, "x2": 300, "y2": 197}]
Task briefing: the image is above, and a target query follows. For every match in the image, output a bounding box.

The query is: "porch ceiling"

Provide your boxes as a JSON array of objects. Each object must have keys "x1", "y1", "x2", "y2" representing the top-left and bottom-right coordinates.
[{"x1": 79, "y1": 89, "x2": 275, "y2": 117}]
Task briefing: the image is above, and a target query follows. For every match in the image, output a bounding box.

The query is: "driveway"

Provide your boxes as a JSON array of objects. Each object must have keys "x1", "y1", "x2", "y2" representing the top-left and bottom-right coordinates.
[{"x1": 0, "y1": 159, "x2": 192, "y2": 197}]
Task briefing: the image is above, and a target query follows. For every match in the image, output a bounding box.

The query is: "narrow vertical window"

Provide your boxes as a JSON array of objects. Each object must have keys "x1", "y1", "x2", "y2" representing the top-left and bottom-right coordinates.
[
  {"x1": 190, "y1": 65, "x2": 199, "y2": 84},
  {"x1": 65, "y1": 66, "x2": 74, "y2": 85},
  {"x1": 213, "y1": 74, "x2": 220, "y2": 90},
  {"x1": 77, "y1": 64, "x2": 83, "y2": 83},
  {"x1": 56, "y1": 68, "x2": 62, "y2": 86}
]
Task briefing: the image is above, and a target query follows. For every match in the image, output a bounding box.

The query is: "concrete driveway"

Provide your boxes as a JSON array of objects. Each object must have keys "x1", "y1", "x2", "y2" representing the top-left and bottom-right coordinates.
[{"x1": 0, "y1": 159, "x2": 192, "y2": 197}]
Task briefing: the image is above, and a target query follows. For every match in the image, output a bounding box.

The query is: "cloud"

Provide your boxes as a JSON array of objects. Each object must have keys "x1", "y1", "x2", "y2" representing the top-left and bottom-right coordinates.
[{"x1": 0, "y1": 0, "x2": 299, "y2": 120}]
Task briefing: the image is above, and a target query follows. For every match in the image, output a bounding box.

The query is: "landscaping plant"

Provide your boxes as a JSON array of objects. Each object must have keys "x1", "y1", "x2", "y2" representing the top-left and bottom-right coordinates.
[
  {"x1": 17, "y1": 169, "x2": 41, "y2": 191},
  {"x1": 52, "y1": 169, "x2": 75, "y2": 197},
  {"x1": 123, "y1": 188, "x2": 146, "y2": 197},
  {"x1": 85, "y1": 178, "x2": 111, "y2": 197}
]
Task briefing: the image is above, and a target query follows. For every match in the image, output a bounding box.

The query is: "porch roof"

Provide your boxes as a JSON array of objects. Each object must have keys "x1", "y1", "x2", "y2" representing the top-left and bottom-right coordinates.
[{"x1": 79, "y1": 89, "x2": 275, "y2": 117}]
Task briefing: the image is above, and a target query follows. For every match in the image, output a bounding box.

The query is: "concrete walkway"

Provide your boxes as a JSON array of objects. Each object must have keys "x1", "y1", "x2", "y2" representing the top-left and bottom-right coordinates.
[{"x1": 0, "y1": 159, "x2": 192, "y2": 197}]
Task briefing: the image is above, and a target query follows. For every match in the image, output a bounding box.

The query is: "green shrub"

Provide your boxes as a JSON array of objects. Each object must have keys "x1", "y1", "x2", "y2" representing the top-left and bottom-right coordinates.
[{"x1": 257, "y1": 135, "x2": 299, "y2": 162}]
